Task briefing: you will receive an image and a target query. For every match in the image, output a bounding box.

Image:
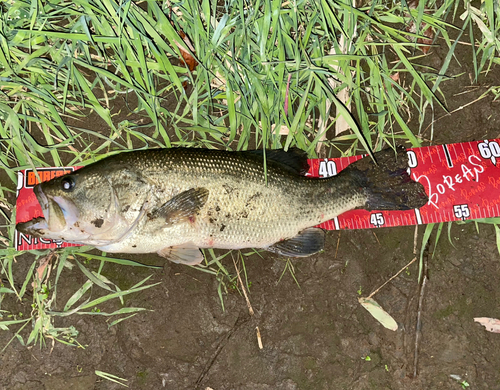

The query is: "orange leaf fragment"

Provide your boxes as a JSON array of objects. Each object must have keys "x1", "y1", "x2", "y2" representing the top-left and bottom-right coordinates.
[
  {"x1": 418, "y1": 27, "x2": 434, "y2": 54},
  {"x1": 178, "y1": 30, "x2": 198, "y2": 72},
  {"x1": 390, "y1": 72, "x2": 400, "y2": 83},
  {"x1": 32, "y1": 250, "x2": 55, "y2": 288}
]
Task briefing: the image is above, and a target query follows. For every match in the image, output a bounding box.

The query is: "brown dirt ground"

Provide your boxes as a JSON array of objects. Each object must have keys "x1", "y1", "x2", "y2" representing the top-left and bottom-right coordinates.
[{"x1": 2, "y1": 18, "x2": 500, "y2": 390}]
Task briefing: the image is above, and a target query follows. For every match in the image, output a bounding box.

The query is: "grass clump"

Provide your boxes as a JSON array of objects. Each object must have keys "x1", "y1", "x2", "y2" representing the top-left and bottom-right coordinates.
[
  {"x1": 0, "y1": 247, "x2": 161, "y2": 350},
  {"x1": 0, "y1": 0, "x2": 472, "y2": 166}
]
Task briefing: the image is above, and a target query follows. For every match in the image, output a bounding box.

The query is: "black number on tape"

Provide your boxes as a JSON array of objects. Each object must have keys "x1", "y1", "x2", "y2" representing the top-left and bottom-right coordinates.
[
  {"x1": 478, "y1": 140, "x2": 500, "y2": 165},
  {"x1": 407, "y1": 150, "x2": 418, "y2": 168},
  {"x1": 453, "y1": 204, "x2": 470, "y2": 220},
  {"x1": 318, "y1": 159, "x2": 337, "y2": 178},
  {"x1": 370, "y1": 212, "x2": 385, "y2": 227}
]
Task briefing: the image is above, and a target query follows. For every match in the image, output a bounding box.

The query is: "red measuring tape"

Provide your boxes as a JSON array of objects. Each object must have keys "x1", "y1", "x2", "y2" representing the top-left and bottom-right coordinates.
[
  {"x1": 312, "y1": 139, "x2": 500, "y2": 230},
  {"x1": 15, "y1": 139, "x2": 500, "y2": 251}
]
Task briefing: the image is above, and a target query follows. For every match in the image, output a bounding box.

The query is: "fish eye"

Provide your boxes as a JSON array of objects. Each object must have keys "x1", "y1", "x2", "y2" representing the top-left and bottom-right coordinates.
[{"x1": 61, "y1": 176, "x2": 76, "y2": 192}]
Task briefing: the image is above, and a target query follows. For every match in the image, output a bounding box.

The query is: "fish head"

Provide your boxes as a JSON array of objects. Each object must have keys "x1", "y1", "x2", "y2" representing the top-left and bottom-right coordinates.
[{"x1": 17, "y1": 170, "x2": 126, "y2": 243}]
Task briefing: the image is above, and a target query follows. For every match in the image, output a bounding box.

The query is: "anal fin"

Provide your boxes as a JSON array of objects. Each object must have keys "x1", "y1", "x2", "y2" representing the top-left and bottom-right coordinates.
[
  {"x1": 158, "y1": 242, "x2": 204, "y2": 265},
  {"x1": 266, "y1": 228, "x2": 325, "y2": 257}
]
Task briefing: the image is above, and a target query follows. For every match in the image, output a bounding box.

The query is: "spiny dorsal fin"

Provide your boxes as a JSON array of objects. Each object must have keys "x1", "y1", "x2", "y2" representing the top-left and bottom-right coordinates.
[{"x1": 243, "y1": 148, "x2": 309, "y2": 175}]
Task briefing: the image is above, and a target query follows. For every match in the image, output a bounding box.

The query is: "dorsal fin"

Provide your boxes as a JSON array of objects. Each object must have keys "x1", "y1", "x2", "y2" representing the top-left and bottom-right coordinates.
[{"x1": 242, "y1": 148, "x2": 309, "y2": 175}]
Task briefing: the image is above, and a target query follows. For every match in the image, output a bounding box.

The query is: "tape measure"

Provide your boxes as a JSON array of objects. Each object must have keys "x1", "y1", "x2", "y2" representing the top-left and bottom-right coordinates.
[
  {"x1": 310, "y1": 139, "x2": 500, "y2": 230},
  {"x1": 14, "y1": 139, "x2": 500, "y2": 251}
]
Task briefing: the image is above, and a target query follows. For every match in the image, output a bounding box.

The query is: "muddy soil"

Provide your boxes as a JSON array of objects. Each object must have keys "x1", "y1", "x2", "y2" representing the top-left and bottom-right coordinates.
[{"x1": 2, "y1": 17, "x2": 500, "y2": 390}]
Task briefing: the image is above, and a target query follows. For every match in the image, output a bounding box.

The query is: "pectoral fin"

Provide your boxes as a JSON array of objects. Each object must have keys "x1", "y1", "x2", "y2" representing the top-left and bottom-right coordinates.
[
  {"x1": 158, "y1": 242, "x2": 204, "y2": 265},
  {"x1": 152, "y1": 188, "x2": 209, "y2": 225},
  {"x1": 266, "y1": 228, "x2": 325, "y2": 257}
]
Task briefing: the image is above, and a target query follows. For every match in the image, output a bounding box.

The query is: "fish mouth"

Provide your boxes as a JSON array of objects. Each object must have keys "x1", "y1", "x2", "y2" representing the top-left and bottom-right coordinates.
[
  {"x1": 15, "y1": 186, "x2": 53, "y2": 237},
  {"x1": 16, "y1": 217, "x2": 50, "y2": 238},
  {"x1": 17, "y1": 184, "x2": 80, "y2": 235},
  {"x1": 41, "y1": 185, "x2": 80, "y2": 233}
]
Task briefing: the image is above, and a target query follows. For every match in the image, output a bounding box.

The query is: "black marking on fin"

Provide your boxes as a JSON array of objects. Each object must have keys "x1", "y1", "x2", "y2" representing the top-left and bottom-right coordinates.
[{"x1": 266, "y1": 228, "x2": 325, "y2": 257}]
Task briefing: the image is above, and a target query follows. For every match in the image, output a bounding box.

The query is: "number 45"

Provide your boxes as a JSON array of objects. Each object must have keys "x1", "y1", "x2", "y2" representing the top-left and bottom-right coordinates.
[
  {"x1": 453, "y1": 204, "x2": 470, "y2": 220},
  {"x1": 370, "y1": 212, "x2": 385, "y2": 227}
]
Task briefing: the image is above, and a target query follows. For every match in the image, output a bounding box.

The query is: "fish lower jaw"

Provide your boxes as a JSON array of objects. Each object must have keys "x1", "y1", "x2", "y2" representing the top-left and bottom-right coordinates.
[{"x1": 16, "y1": 217, "x2": 49, "y2": 238}]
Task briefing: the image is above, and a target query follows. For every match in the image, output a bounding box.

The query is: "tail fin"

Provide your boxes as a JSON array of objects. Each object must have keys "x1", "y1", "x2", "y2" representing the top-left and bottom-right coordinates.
[{"x1": 345, "y1": 145, "x2": 428, "y2": 211}]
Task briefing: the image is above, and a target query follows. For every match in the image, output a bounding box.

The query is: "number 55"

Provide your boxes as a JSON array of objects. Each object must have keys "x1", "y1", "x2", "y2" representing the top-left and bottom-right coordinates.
[{"x1": 453, "y1": 204, "x2": 470, "y2": 220}]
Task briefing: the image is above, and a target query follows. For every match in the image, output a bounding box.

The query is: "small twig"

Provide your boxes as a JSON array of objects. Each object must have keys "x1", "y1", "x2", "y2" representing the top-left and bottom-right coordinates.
[
  {"x1": 232, "y1": 254, "x2": 254, "y2": 316},
  {"x1": 256, "y1": 327, "x2": 263, "y2": 349},
  {"x1": 413, "y1": 224, "x2": 419, "y2": 256},
  {"x1": 413, "y1": 271, "x2": 427, "y2": 378},
  {"x1": 372, "y1": 231, "x2": 380, "y2": 245},
  {"x1": 413, "y1": 225, "x2": 429, "y2": 378},
  {"x1": 367, "y1": 256, "x2": 417, "y2": 299},
  {"x1": 195, "y1": 312, "x2": 250, "y2": 389},
  {"x1": 422, "y1": 92, "x2": 488, "y2": 136},
  {"x1": 334, "y1": 231, "x2": 341, "y2": 259},
  {"x1": 452, "y1": 86, "x2": 481, "y2": 97}
]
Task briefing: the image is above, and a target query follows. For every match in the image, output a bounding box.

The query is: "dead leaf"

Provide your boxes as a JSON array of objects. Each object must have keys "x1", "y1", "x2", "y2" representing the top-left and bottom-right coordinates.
[
  {"x1": 390, "y1": 72, "x2": 400, "y2": 83},
  {"x1": 405, "y1": 2, "x2": 434, "y2": 54},
  {"x1": 418, "y1": 26, "x2": 434, "y2": 54},
  {"x1": 178, "y1": 30, "x2": 198, "y2": 72},
  {"x1": 258, "y1": 122, "x2": 290, "y2": 135},
  {"x1": 284, "y1": 73, "x2": 292, "y2": 116},
  {"x1": 168, "y1": 5, "x2": 197, "y2": 89},
  {"x1": 316, "y1": 34, "x2": 352, "y2": 156},
  {"x1": 32, "y1": 250, "x2": 56, "y2": 289},
  {"x1": 474, "y1": 317, "x2": 500, "y2": 333},
  {"x1": 359, "y1": 297, "x2": 398, "y2": 331},
  {"x1": 167, "y1": 4, "x2": 197, "y2": 72}
]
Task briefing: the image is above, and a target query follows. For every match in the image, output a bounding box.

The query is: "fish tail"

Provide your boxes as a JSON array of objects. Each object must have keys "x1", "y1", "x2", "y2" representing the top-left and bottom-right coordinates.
[{"x1": 345, "y1": 145, "x2": 428, "y2": 210}]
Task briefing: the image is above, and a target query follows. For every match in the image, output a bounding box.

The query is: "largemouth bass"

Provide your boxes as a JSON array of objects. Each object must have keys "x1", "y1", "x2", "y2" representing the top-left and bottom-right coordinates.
[{"x1": 16, "y1": 146, "x2": 428, "y2": 264}]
